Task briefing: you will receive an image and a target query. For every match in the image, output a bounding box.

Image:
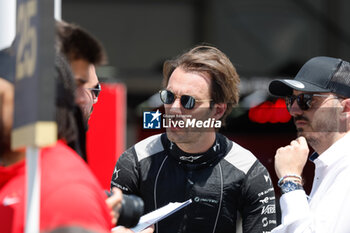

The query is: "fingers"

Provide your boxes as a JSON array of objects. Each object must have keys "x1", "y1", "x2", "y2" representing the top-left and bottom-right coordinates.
[
  {"x1": 112, "y1": 226, "x2": 135, "y2": 233},
  {"x1": 290, "y1": 140, "x2": 298, "y2": 147},
  {"x1": 111, "y1": 225, "x2": 154, "y2": 233},
  {"x1": 105, "y1": 187, "x2": 123, "y2": 208},
  {"x1": 274, "y1": 137, "x2": 309, "y2": 179},
  {"x1": 106, "y1": 187, "x2": 123, "y2": 226},
  {"x1": 290, "y1": 136, "x2": 306, "y2": 147},
  {"x1": 296, "y1": 136, "x2": 307, "y2": 146},
  {"x1": 139, "y1": 225, "x2": 155, "y2": 233}
]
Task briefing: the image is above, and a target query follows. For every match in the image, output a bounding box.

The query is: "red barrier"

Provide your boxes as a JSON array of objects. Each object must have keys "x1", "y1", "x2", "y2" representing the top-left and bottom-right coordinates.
[{"x1": 86, "y1": 83, "x2": 126, "y2": 190}]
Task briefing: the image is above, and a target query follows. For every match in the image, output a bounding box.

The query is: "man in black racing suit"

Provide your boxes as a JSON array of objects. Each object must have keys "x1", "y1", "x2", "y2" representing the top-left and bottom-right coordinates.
[{"x1": 111, "y1": 45, "x2": 277, "y2": 233}]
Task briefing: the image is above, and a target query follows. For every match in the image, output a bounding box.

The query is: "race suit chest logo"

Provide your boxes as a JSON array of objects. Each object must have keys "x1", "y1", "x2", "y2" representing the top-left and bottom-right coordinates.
[
  {"x1": 193, "y1": 196, "x2": 218, "y2": 204},
  {"x1": 261, "y1": 204, "x2": 275, "y2": 215},
  {"x1": 179, "y1": 155, "x2": 202, "y2": 162}
]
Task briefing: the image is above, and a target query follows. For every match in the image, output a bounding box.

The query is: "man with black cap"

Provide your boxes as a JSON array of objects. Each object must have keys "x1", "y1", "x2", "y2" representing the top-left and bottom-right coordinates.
[{"x1": 269, "y1": 56, "x2": 350, "y2": 232}]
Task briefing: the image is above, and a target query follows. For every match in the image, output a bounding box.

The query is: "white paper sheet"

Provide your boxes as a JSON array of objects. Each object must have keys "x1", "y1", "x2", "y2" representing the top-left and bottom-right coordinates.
[{"x1": 112, "y1": 199, "x2": 192, "y2": 233}]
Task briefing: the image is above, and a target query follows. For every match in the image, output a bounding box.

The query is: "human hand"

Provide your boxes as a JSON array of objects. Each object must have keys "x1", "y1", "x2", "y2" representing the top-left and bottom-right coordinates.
[
  {"x1": 106, "y1": 187, "x2": 123, "y2": 226},
  {"x1": 111, "y1": 226, "x2": 135, "y2": 233},
  {"x1": 138, "y1": 225, "x2": 154, "y2": 233},
  {"x1": 111, "y1": 225, "x2": 154, "y2": 233},
  {"x1": 274, "y1": 136, "x2": 309, "y2": 179}
]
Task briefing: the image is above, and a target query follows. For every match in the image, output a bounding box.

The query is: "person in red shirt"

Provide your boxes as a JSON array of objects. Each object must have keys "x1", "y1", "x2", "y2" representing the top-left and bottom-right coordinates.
[
  {"x1": 0, "y1": 53, "x2": 154, "y2": 233},
  {"x1": 0, "y1": 54, "x2": 113, "y2": 233}
]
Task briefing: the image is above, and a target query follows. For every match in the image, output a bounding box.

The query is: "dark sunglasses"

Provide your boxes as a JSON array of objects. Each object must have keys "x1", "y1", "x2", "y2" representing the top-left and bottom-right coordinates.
[
  {"x1": 159, "y1": 90, "x2": 212, "y2": 110},
  {"x1": 285, "y1": 93, "x2": 336, "y2": 111},
  {"x1": 86, "y1": 83, "x2": 101, "y2": 100}
]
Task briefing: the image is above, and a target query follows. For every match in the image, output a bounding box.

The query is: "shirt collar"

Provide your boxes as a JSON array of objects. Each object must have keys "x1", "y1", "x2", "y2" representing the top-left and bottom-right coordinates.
[
  {"x1": 309, "y1": 151, "x2": 319, "y2": 162},
  {"x1": 162, "y1": 133, "x2": 228, "y2": 170},
  {"x1": 312, "y1": 132, "x2": 350, "y2": 167}
]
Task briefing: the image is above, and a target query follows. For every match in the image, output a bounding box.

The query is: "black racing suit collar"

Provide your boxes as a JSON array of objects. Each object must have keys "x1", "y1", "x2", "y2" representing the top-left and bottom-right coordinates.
[{"x1": 160, "y1": 133, "x2": 230, "y2": 170}]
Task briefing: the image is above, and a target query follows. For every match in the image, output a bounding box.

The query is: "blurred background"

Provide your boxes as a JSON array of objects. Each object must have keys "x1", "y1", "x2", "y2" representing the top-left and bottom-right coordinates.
[
  {"x1": 61, "y1": 0, "x2": 350, "y2": 194},
  {"x1": 3, "y1": 0, "x2": 349, "y2": 197},
  {"x1": 2, "y1": 1, "x2": 349, "y2": 226},
  {"x1": 62, "y1": 0, "x2": 350, "y2": 140}
]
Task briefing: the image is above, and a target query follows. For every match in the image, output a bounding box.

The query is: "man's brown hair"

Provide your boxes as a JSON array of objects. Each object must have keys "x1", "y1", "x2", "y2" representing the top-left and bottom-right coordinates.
[
  {"x1": 56, "y1": 21, "x2": 107, "y2": 65},
  {"x1": 163, "y1": 45, "x2": 240, "y2": 122}
]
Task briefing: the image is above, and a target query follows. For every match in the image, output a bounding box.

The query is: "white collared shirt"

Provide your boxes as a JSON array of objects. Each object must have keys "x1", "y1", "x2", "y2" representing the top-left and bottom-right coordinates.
[{"x1": 272, "y1": 132, "x2": 350, "y2": 233}]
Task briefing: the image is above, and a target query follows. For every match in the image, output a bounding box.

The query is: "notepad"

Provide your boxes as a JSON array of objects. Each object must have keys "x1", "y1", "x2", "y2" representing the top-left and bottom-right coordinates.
[{"x1": 112, "y1": 199, "x2": 192, "y2": 233}]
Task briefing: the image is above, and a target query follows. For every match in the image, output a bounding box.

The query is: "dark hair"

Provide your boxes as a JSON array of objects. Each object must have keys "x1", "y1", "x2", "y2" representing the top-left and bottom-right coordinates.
[
  {"x1": 163, "y1": 45, "x2": 240, "y2": 123},
  {"x1": 56, "y1": 21, "x2": 107, "y2": 65},
  {"x1": 55, "y1": 54, "x2": 78, "y2": 144},
  {"x1": 330, "y1": 60, "x2": 350, "y2": 98}
]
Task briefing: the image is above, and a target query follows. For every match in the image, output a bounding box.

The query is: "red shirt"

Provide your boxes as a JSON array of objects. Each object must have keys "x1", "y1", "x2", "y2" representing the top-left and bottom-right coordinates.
[{"x1": 0, "y1": 141, "x2": 111, "y2": 233}]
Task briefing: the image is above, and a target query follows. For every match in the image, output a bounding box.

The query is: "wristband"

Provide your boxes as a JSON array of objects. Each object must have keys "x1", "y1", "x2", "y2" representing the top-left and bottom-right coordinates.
[{"x1": 278, "y1": 174, "x2": 303, "y2": 187}]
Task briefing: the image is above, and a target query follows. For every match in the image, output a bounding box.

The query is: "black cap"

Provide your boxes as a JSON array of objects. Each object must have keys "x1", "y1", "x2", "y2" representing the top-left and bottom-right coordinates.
[{"x1": 269, "y1": 56, "x2": 350, "y2": 98}]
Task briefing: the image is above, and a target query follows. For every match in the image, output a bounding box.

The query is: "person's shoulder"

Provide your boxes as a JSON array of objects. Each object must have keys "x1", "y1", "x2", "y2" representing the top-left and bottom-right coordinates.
[
  {"x1": 41, "y1": 141, "x2": 88, "y2": 167},
  {"x1": 41, "y1": 182, "x2": 111, "y2": 233},
  {"x1": 40, "y1": 141, "x2": 99, "y2": 185},
  {"x1": 133, "y1": 133, "x2": 164, "y2": 161},
  {"x1": 39, "y1": 142, "x2": 111, "y2": 232},
  {"x1": 222, "y1": 135, "x2": 257, "y2": 174}
]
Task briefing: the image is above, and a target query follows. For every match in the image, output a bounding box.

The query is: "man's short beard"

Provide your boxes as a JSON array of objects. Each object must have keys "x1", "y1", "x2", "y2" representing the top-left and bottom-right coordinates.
[
  {"x1": 81, "y1": 106, "x2": 93, "y2": 130},
  {"x1": 297, "y1": 129, "x2": 319, "y2": 150}
]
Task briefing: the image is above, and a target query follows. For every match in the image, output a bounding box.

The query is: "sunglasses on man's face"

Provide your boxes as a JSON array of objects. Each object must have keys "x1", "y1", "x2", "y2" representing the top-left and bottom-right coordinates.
[
  {"x1": 159, "y1": 90, "x2": 212, "y2": 110},
  {"x1": 86, "y1": 83, "x2": 101, "y2": 100},
  {"x1": 285, "y1": 93, "x2": 336, "y2": 111}
]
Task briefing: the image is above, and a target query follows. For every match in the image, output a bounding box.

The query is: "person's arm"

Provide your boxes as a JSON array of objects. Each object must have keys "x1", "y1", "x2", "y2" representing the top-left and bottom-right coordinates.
[
  {"x1": 112, "y1": 225, "x2": 154, "y2": 233},
  {"x1": 110, "y1": 147, "x2": 140, "y2": 195},
  {"x1": 272, "y1": 137, "x2": 350, "y2": 232},
  {"x1": 272, "y1": 137, "x2": 309, "y2": 232},
  {"x1": 105, "y1": 188, "x2": 123, "y2": 226},
  {"x1": 240, "y1": 161, "x2": 277, "y2": 233},
  {"x1": 273, "y1": 178, "x2": 350, "y2": 233},
  {"x1": 106, "y1": 188, "x2": 154, "y2": 233}
]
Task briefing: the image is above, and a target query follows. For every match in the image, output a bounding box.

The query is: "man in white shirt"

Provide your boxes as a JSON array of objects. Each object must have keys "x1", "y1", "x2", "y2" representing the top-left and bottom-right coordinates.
[{"x1": 268, "y1": 56, "x2": 350, "y2": 233}]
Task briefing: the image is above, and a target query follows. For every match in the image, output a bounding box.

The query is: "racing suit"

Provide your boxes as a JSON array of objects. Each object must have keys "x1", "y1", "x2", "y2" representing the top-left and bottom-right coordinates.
[{"x1": 111, "y1": 133, "x2": 276, "y2": 233}]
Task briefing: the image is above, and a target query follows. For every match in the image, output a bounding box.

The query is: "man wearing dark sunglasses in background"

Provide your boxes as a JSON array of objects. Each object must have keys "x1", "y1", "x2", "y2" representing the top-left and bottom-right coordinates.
[
  {"x1": 56, "y1": 21, "x2": 104, "y2": 160},
  {"x1": 111, "y1": 45, "x2": 277, "y2": 233},
  {"x1": 56, "y1": 21, "x2": 104, "y2": 127},
  {"x1": 269, "y1": 56, "x2": 350, "y2": 232}
]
